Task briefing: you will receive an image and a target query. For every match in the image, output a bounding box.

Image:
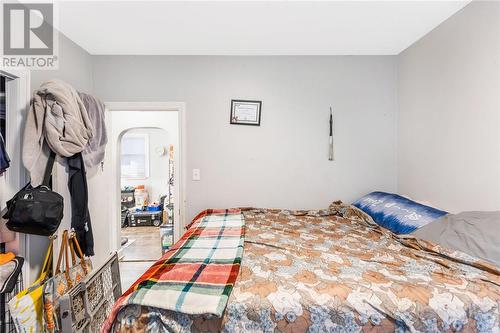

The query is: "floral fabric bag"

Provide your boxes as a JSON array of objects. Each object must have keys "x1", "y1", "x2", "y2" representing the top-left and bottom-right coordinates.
[{"x1": 43, "y1": 230, "x2": 92, "y2": 333}]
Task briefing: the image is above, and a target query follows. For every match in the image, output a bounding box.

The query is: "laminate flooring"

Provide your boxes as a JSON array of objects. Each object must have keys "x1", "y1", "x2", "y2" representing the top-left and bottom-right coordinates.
[{"x1": 119, "y1": 226, "x2": 162, "y2": 290}]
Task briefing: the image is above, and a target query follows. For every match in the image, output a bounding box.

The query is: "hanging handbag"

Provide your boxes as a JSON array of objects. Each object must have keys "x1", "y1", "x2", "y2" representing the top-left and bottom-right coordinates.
[
  {"x1": 8, "y1": 240, "x2": 53, "y2": 333},
  {"x1": 4, "y1": 151, "x2": 64, "y2": 236},
  {"x1": 43, "y1": 230, "x2": 92, "y2": 332}
]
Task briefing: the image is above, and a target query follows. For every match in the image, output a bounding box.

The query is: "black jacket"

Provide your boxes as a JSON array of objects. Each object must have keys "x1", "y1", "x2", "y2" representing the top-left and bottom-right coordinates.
[{"x1": 68, "y1": 152, "x2": 94, "y2": 256}]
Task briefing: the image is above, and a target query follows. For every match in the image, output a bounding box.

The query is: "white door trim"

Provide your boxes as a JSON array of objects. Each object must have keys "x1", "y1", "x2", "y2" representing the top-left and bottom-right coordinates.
[
  {"x1": 104, "y1": 102, "x2": 187, "y2": 254},
  {"x1": 1, "y1": 69, "x2": 31, "y2": 285}
]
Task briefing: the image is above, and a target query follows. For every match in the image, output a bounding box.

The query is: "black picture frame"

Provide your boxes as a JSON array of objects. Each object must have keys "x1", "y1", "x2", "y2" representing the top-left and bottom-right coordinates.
[{"x1": 230, "y1": 100, "x2": 262, "y2": 126}]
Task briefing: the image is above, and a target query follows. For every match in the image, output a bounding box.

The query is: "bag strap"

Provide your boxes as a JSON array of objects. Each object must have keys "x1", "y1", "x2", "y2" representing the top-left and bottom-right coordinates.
[
  {"x1": 69, "y1": 236, "x2": 77, "y2": 266},
  {"x1": 55, "y1": 230, "x2": 67, "y2": 275},
  {"x1": 55, "y1": 230, "x2": 74, "y2": 287},
  {"x1": 3, "y1": 183, "x2": 31, "y2": 219},
  {"x1": 39, "y1": 239, "x2": 53, "y2": 278},
  {"x1": 42, "y1": 150, "x2": 57, "y2": 187},
  {"x1": 63, "y1": 233, "x2": 72, "y2": 288},
  {"x1": 69, "y1": 231, "x2": 88, "y2": 274}
]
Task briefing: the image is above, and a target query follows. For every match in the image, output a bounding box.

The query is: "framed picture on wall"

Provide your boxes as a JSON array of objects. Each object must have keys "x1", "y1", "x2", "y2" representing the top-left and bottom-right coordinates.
[{"x1": 230, "y1": 100, "x2": 262, "y2": 126}]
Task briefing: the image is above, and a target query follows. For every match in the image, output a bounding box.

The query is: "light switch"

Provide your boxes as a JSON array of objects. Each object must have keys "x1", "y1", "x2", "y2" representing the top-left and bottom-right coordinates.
[{"x1": 192, "y1": 169, "x2": 201, "y2": 181}]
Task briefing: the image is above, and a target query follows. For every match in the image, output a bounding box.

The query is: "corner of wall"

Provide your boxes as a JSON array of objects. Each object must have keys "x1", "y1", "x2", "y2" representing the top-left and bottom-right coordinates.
[{"x1": 394, "y1": 55, "x2": 400, "y2": 194}]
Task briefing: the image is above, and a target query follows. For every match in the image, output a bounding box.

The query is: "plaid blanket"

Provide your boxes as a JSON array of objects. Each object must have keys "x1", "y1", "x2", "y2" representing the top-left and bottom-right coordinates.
[{"x1": 101, "y1": 209, "x2": 245, "y2": 333}]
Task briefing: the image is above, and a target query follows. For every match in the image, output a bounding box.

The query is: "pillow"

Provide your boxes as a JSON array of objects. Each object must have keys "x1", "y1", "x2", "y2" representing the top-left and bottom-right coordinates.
[
  {"x1": 412, "y1": 211, "x2": 500, "y2": 266},
  {"x1": 352, "y1": 191, "x2": 448, "y2": 234}
]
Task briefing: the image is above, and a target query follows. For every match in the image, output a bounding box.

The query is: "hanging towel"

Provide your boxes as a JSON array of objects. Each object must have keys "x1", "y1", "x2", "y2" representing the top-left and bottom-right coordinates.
[
  {"x1": 78, "y1": 92, "x2": 107, "y2": 169},
  {"x1": 22, "y1": 79, "x2": 94, "y2": 186},
  {"x1": 68, "y1": 152, "x2": 94, "y2": 256}
]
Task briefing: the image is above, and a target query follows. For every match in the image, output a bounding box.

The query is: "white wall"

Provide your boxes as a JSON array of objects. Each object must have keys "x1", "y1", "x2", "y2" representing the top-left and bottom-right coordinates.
[
  {"x1": 120, "y1": 127, "x2": 173, "y2": 202},
  {"x1": 93, "y1": 56, "x2": 398, "y2": 220},
  {"x1": 30, "y1": 34, "x2": 94, "y2": 93},
  {"x1": 398, "y1": 1, "x2": 500, "y2": 212}
]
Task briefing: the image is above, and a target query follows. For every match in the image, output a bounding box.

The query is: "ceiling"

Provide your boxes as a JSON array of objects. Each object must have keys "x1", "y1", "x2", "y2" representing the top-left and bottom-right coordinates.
[{"x1": 56, "y1": 1, "x2": 470, "y2": 55}]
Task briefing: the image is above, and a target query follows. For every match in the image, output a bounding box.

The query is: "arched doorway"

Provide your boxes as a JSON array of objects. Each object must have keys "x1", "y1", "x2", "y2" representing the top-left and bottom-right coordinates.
[{"x1": 103, "y1": 103, "x2": 185, "y2": 289}]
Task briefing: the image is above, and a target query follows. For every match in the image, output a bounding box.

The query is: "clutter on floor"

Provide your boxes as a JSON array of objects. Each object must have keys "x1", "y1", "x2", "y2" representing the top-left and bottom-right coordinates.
[{"x1": 7, "y1": 232, "x2": 121, "y2": 333}]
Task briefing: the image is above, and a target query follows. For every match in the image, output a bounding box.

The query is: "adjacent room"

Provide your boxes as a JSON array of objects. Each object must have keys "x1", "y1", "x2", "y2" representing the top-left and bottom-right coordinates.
[
  {"x1": 115, "y1": 112, "x2": 179, "y2": 289},
  {"x1": 0, "y1": 1, "x2": 499, "y2": 332}
]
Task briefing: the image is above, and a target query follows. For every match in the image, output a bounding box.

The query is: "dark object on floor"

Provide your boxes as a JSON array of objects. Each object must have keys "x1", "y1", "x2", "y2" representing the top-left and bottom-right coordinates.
[
  {"x1": 68, "y1": 152, "x2": 94, "y2": 256},
  {"x1": 121, "y1": 237, "x2": 128, "y2": 246},
  {"x1": 129, "y1": 210, "x2": 162, "y2": 227}
]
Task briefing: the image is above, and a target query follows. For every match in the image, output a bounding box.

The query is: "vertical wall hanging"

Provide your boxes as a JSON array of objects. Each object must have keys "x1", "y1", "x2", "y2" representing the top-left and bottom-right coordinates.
[{"x1": 329, "y1": 107, "x2": 334, "y2": 161}]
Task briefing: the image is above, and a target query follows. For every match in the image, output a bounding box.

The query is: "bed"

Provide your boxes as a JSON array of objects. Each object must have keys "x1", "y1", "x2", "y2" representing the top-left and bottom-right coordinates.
[{"x1": 103, "y1": 203, "x2": 500, "y2": 332}]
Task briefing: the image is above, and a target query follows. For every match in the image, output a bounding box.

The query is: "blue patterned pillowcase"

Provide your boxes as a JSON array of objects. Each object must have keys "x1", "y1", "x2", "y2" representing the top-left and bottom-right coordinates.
[{"x1": 352, "y1": 192, "x2": 448, "y2": 234}]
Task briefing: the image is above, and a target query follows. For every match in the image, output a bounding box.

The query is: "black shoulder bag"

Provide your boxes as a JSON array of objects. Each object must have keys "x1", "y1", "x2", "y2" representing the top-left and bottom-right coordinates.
[{"x1": 4, "y1": 151, "x2": 63, "y2": 236}]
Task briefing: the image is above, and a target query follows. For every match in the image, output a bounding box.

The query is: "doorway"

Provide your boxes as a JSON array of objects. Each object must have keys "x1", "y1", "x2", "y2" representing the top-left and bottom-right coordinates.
[
  {"x1": 119, "y1": 127, "x2": 173, "y2": 288},
  {"x1": 104, "y1": 103, "x2": 185, "y2": 290},
  {"x1": 0, "y1": 70, "x2": 31, "y2": 332},
  {"x1": 0, "y1": 70, "x2": 30, "y2": 282}
]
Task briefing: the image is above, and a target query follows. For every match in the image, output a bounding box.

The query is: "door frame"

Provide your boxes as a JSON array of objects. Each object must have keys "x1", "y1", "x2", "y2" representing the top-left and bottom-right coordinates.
[
  {"x1": 0, "y1": 69, "x2": 31, "y2": 285},
  {"x1": 104, "y1": 102, "x2": 187, "y2": 255}
]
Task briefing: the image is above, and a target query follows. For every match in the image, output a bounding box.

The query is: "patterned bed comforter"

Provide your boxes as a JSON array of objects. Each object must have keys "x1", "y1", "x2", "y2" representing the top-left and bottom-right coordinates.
[{"x1": 108, "y1": 204, "x2": 500, "y2": 333}]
